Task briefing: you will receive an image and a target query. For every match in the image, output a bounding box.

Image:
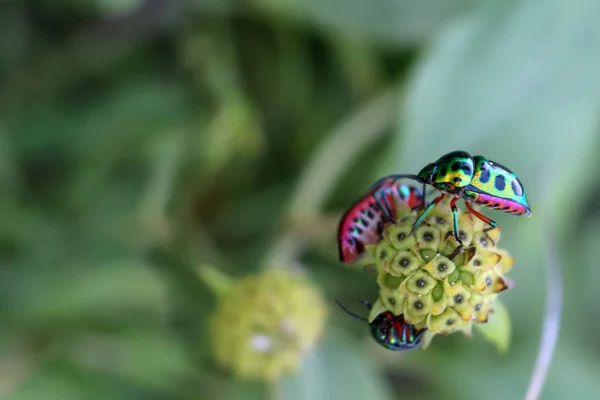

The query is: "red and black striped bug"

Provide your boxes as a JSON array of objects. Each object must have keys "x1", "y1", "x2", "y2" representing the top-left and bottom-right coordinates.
[{"x1": 338, "y1": 179, "x2": 424, "y2": 264}]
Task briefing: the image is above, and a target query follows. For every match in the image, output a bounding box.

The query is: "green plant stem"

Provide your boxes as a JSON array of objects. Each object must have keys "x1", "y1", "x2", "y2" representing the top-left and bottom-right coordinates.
[
  {"x1": 196, "y1": 265, "x2": 235, "y2": 297},
  {"x1": 263, "y1": 85, "x2": 400, "y2": 268},
  {"x1": 524, "y1": 214, "x2": 562, "y2": 400},
  {"x1": 139, "y1": 129, "x2": 185, "y2": 243},
  {"x1": 288, "y1": 86, "x2": 399, "y2": 220}
]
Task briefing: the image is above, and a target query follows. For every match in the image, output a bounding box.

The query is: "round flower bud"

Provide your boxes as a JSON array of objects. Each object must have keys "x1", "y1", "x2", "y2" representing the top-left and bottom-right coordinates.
[{"x1": 209, "y1": 269, "x2": 326, "y2": 381}]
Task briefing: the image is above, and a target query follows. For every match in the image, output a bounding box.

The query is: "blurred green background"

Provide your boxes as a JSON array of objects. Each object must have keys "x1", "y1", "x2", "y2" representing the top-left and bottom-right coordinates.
[{"x1": 2, "y1": 0, "x2": 600, "y2": 399}]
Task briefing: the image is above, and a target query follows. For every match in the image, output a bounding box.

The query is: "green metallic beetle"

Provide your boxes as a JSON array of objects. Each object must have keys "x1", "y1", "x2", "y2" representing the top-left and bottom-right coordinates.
[{"x1": 371, "y1": 150, "x2": 531, "y2": 245}]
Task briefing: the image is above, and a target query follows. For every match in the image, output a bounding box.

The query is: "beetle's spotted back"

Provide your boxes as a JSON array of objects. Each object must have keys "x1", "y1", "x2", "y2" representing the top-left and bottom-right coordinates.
[{"x1": 469, "y1": 156, "x2": 530, "y2": 214}]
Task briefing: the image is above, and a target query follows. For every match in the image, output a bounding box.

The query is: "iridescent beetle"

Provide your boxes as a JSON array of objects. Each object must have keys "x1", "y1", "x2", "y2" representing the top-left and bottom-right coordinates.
[
  {"x1": 334, "y1": 299, "x2": 425, "y2": 350},
  {"x1": 338, "y1": 179, "x2": 424, "y2": 264},
  {"x1": 371, "y1": 151, "x2": 531, "y2": 246}
]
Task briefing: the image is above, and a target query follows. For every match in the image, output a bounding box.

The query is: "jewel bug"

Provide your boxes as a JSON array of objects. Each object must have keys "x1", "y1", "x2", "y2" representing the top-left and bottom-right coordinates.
[
  {"x1": 371, "y1": 151, "x2": 531, "y2": 246},
  {"x1": 334, "y1": 298, "x2": 425, "y2": 351},
  {"x1": 338, "y1": 179, "x2": 424, "y2": 264}
]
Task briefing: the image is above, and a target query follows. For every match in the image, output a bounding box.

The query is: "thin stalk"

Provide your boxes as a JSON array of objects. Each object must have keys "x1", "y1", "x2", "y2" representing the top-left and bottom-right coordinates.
[
  {"x1": 524, "y1": 215, "x2": 563, "y2": 400},
  {"x1": 288, "y1": 86, "x2": 399, "y2": 220},
  {"x1": 263, "y1": 85, "x2": 400, "y2": 267},
  {"x1": 197, "y1": 264, "x2": 235, "y2": 297}
]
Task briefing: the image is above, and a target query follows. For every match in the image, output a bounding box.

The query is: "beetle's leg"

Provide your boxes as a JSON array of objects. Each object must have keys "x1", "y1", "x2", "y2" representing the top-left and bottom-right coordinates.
[
  {"x1": 444, "y1": 230, "x2": 465, "y2": 260},
  {"x1": 464, "y1": 201, "x2": 498, "y2": 246},
  {"x1": 420, "y1": 182, "x2": 427, "y2": 211},
  {"x1": 481, "y1": 227, "x2": 497, "y2": 247},
  {"x1": 447, "y1": 244, "x2": 477, "y2": 262},
  {"x1": 409, "y1": 193, "x2": 445, "y2": 236},
  {"x1": 410, "y1": 184, "x2": 429, "y2": 212},
  {"x1": 413, "y1": 327, "x2": 426, "y2": 343},
  {"x1": 373, "y1": 189, "x2": 396, "y2": 223},
  {"x1": 447, "y1": 244, "x2": 464, "y2": 260},
  {"x1": 449, "y1": 196, "x2": 463, "y2": 246}
]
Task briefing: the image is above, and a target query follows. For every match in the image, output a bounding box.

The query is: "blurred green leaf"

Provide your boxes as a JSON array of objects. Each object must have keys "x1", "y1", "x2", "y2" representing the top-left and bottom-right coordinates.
[
  {"x1": 9, "y1": 364, "x2": 141, "y2": 400},
  {"x1": 426, "y1": 340, "x2": 600, "y2": 400},
  {"x1": 278, "y1": 330, "x2": 393, "y2": 400},
  {"x1": 0, "y1": 5, "x2": 31, "y2": 75},
  {"x1": 391, "y1": 0, "x2": 600, "y2": 202},
  {"x1": 8, "y1": 261, "x2": 167, "y2": 327},
  {"x1": 420, "y1": 330, "x2": 436, "y2": 350},
  {"x1": 540, "y1": 343, "x2": 600, "y2": 400},
  {"x1": 202, "y1": 94, "x2": 264, "y2": 175},
  {"x1": 570, "y1": 217, "x2": 600, "y2": 336},
  {"x1": 95, "y1": 0, "x2": 143, "y2": 16},
  {"x1": 4, "y1": 328, "x2": 193, "y2": 399},
  {"x1": 214, "y1": 184, "x2": 290, "y2": 239},
  {"x1": 0, "y1": 129, "x2": 17, "y2": 188},
  {"x1": 223, "y1": 381, "x2": 269, "y2": 400},
  {"x1": 64, "y1": 330, "x2": 194, "y2": 392},
  {"x1": 254, "y1": 0, "x2": 477, "y2": 46},
  {"x1": 474, "y1": 299, "x2": 511, "y2": 353}
]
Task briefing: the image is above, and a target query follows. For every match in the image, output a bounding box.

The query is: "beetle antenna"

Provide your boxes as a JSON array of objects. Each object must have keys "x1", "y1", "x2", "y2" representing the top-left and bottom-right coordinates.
[
  {"x1": 334, "y1": 299, "x2": 368, "y2": 322},
  {"x1": 369, "y1": 174, "x2": 423, "y2": 192},
  {"x1": 357, "y1": 298, "x2": 373, "y2": 309}
]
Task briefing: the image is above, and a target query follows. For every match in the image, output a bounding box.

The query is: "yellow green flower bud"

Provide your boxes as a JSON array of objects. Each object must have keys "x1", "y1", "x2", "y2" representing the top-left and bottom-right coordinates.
[
  {"x1": 366, "y1": 201, "x2": 514, "y2": 339},
  {"x1": 208, "y1": 268, "x2": 326, "y2": 381}
]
